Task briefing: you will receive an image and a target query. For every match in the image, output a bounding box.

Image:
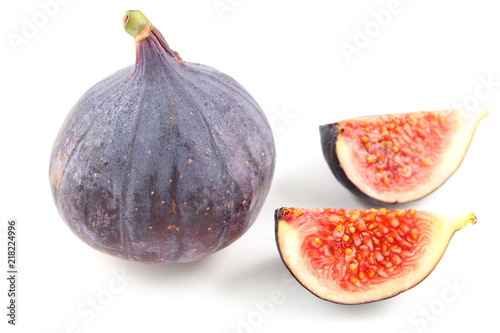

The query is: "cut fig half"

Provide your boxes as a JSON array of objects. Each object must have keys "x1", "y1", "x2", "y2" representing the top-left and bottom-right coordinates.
[
  {"x1": 320, "y1": 108, "x2": 488, "y2": 204},
  {"x1": 275, "y1": 207, "x2": 476, "y2": 304}
]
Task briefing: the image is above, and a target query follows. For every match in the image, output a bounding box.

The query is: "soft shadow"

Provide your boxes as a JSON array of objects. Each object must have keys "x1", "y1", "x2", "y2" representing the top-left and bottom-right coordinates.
[
  {"x1": 273, "y1": 155, "x2": 437, "y2": 211},
  {"x1": 219, "y1": 255, "x2": 400, "y2": 320},
  {"x1": 272, "y1": 158, "x2": 359, "y2": 209},
  {"x1": 219, "y1": 256, "x2": 288, "y2": 303},
  {"x1": 99, "y1": 248, "x2": 224, "y2": 285}
]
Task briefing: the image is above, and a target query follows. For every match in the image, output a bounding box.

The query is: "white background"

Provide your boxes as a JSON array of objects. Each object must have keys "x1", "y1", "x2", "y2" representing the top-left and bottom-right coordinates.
[{"x1": 2, "y1": 0, "x2": 499, "y2": 332}]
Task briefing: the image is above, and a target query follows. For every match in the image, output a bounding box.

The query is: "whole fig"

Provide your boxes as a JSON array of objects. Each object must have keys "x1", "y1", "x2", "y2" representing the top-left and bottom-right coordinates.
[{"x1": 49, "y1": 10, "x2": 276, "y2": 263}]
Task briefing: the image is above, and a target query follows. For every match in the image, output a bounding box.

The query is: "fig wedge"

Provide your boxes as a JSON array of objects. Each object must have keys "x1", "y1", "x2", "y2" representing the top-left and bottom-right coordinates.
[
  {"x1": 320, "y1": 109, "x2": 488, "y2": 204},
  {"x1": 275, "y1": 207, "x2": 476, "y2": 304}
]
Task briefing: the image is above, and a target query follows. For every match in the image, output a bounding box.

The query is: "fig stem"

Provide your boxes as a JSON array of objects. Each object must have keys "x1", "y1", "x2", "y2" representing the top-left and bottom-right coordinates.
[{"x1": 123, "y1": 10, "x2": 153, "y2": 41}]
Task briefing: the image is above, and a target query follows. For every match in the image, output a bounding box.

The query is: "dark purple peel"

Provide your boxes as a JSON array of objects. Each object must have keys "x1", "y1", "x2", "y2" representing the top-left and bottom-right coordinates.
[
  {"x1": 49, "y1": 10, "x2": 275, "y2": 263},
  {"x1": 319, "y1": 123, "x2": 378, "y2": 204}
]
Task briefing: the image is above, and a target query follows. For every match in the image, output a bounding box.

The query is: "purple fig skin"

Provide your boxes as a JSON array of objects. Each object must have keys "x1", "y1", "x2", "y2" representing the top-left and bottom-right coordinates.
[
  {"x1": 49, "y1": 12, "x2": 275, "y2": 263},
  {"x1": 319, "y1": 124, "x2": 375, "y2": 203}
]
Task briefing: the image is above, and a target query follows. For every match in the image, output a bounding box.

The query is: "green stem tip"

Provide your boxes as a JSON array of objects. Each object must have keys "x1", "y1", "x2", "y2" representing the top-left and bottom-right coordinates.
[{"x1": 123, "y1": 10, "x2": 152, "y2": 41}]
